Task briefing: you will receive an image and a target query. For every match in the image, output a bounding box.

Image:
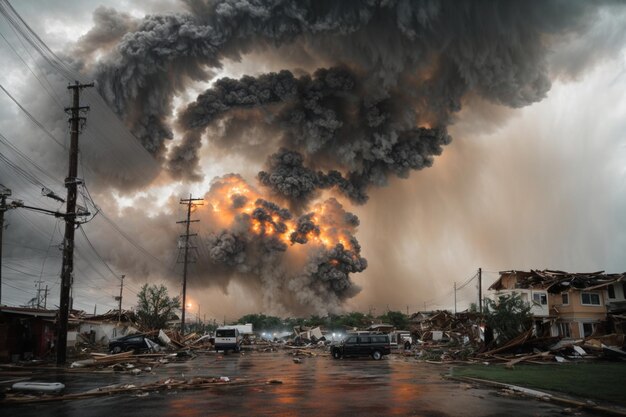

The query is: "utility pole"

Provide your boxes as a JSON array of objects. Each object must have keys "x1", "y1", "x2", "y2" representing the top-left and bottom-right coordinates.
[
  {"x1": 43, "y1": 285, "x2": 49, "y2": 309},
  {"x1": 117, "y1": 274, "x2": 125, "y2": 322},
  {"x1": 0, "y1": 185, "x2": 12, "y2": 306},
  {"x1": 57, "y1": 81, "x2": 93, "y2": 365},
  {"x1": 454, "y1": 282, "x2": 457, "y2": 315},
  {"x1": 478, "y1": 267, "x2": 482, "y2": 314},
  {"x1": 177, "y1": 195, "x2": 203, "y2": 335},
  {"x1": 35, "y1": 279, "x2": 45, "y2": 309}
]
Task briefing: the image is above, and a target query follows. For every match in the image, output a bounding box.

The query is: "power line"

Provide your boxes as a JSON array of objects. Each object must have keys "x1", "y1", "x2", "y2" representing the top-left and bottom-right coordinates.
[
  {"x1": 77, "y1": 226, "x2": 120, "y2": 281},
  {"x1": 0, "y1": 26, "x2": 64, "y2": 107},
  {"x1": 0, "y1": 82, "x2": 65, "y2": 148},
  {"x1": 457, "y1": 272, "x2": 478, "y2": 291},
  {"x1": 75, "y1": 227, "x2": 140, "y2": 297},
  {"x1": 98, "y1": 210, "x2": 176, "y2": 274},
  {"x1": 0, "y1": 131, "x2": 64, "y2": 187},
  {"x1": 3, "y1": 280, "x2": 34, "y2": 294}
]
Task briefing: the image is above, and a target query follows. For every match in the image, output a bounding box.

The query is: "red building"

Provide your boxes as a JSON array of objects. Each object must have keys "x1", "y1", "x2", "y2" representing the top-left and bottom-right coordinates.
[{"x1": 0, "y1": 307, "x2": 56, "y2": 362}]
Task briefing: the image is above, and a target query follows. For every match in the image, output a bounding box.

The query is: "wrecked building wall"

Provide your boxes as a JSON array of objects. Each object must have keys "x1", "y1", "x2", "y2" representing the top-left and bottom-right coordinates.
[
  {"x1": 549, "y1": 290, "x2": 608, "y2": 338},
  {"x1": 79, "y1": 322, "x2": 138, "y2": 345}
]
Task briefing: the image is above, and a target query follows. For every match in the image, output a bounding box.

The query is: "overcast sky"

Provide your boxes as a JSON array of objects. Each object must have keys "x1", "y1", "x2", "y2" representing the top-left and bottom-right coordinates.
[{"x1": 1, "y1": 1, "x2": 625, "y2": 321}]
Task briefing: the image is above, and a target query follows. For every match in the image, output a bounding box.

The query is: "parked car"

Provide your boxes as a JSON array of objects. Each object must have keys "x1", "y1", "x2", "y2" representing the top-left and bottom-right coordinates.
[
  {"x1": 330, "y1": 332, "x2": 391, "y2": 360},
  {"x1": 108, "y1": 334, "x2": 160, "y2": 354}
]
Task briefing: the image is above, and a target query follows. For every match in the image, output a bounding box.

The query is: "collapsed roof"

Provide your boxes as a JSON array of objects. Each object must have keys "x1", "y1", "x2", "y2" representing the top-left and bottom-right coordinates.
[{"x1": 489, "y1": 270, "x2": 625, "y2": 294}]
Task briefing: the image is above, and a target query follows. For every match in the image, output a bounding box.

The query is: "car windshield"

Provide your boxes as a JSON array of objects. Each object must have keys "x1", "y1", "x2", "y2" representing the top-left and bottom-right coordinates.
[{"x1": 216, "y1": 329, "x2": 236, "y2": 337}]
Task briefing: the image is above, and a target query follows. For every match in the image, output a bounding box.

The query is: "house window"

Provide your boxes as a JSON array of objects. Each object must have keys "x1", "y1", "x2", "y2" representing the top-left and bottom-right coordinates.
[
  {"x1": 561, "y1": 293, "x2": 569, "y2": 305},
  {"x1": 532, "y1": 292, "x2": 547, "y2": 305},
  {"x1": 582, "y1": 322, "x2": 595, "y2": 337},
  {"x1": 558, "y1": 322, "x2": 571, "y2": 338},
  {"x1": 581, "y1": 292, "x2": 601, "y2": 306},
  {"x1": 607, "y1": 285, "x2": 615, "y2": 299}
]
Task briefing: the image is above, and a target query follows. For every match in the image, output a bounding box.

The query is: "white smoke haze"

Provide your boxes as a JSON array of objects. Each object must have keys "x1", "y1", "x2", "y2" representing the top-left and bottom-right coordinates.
[{"x1": 1, "y1": 0, "x2": 625, "y2": 319}]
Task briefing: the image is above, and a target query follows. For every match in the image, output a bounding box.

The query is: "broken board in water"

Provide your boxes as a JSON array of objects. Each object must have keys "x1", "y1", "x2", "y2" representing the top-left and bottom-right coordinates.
[{"x1": 12, "y1": 382, "x2": 65, "y2": 393}]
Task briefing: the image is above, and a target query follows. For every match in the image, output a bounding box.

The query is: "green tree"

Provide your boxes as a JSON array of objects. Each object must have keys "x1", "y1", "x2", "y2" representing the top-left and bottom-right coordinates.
[
  {"x1": 484, "y1": 293, "x2": 533, "y2": 345},
  {"x1": 339, "y1": 312, "x2": 371, "y2": 328},
  {"x1": 378, "y1": 311, "x2": 409, "y2": 329},
  {"x1": 304, "y1": 315, "x2": 326, "y2": 327},
  {"x1": 136, "y1": 284, "x2": 181, "y2": 330},
  {"x1": 236, "y1": 314, "x2": 284, "y2": 331}
]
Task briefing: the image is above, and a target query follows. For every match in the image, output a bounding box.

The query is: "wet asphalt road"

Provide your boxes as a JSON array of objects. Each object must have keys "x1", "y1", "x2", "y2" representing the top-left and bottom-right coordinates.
[{"x1": 1, "y1": 351, "x2": 598, "y2": 417}]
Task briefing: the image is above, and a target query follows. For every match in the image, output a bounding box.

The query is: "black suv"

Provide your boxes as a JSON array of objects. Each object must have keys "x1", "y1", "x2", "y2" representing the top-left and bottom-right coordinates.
[{"x1": 330, "y1": 333, "x2": 391, "y2": 360}]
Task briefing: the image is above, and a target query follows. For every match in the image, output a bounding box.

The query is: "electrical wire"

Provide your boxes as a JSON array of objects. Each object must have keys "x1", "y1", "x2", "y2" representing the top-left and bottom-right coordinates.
[
  {"x1": 0, "y1": 27, "x2": 64, "y2": 108},
  {"x1": 0, "y1": 0, "x2": 177, "y2": 309},
  {"x1": 0, "y1": 132, "x2": 64, "y2": 190},
  {"x1": 0, "y1": 82, "x2": 65, "y2": 149}
]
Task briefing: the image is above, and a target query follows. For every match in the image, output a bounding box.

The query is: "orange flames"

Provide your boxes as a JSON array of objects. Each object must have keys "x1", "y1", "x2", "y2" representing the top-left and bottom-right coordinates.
[{"x1": 205, "y1": 176, "x2": 355, "y2": 251}]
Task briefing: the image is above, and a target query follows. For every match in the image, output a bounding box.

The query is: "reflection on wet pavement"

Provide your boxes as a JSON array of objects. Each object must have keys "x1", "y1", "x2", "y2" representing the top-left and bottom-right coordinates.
[{"x1": 1, "y1": 352, "x2": 597, "y2": 417}]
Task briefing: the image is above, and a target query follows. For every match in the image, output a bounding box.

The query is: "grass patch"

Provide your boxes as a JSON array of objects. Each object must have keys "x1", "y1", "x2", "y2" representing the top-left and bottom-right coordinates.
[{"x1": 452, "y1": 362, "x2": 626, "y2": 406}]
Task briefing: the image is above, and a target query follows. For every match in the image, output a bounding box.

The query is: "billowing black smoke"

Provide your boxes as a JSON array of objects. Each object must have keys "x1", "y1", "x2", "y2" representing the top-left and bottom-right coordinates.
[
  {"x1": 95, "y1": 0, "x2": 596, "y2": 173},
  {"x1": 178, "y1": 66, "x2": 451, "y2": 203},
  {"x1": 86, "y1": 0, "x2": 605, "y2": 313},
  {"x1": 201, "y1": 175, "x2": 366, "y2": 314}
]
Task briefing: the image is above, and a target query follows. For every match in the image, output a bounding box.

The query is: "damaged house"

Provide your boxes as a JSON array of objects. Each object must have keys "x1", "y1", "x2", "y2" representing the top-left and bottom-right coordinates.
[
  {"x1": 489, "y1": 270, "x2": 625, "y2": 339},
  {"x1": 77, "y1": 310, "x2": 140, "y2": 346}
]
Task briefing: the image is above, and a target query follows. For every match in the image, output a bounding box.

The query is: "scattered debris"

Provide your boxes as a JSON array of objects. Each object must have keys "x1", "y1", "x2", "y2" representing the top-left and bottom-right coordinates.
[
  {"x1": 11, "y1": 382, "x2": 65, "y2": 394},
  {"x1": 1, "y1": 376, "x2": 276, "y2": 404}
]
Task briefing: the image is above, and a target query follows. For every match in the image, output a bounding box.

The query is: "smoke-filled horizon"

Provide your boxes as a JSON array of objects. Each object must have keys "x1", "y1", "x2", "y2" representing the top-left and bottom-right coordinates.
[{"x1": 1, "y1": 0, "x2": 626, "y2": 318}]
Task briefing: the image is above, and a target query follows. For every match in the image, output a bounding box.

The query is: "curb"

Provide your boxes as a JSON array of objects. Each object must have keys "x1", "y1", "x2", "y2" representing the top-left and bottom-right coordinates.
[{"x1": 446, "y1": 375, "x2": 626, "y2": 417}]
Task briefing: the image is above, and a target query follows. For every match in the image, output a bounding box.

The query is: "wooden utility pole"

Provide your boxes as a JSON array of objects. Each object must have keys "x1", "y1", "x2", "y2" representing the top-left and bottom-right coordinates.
[
  {"x1": 0, "y1": 185, "x2": 12, "y2": 306},
  {"x1": 35, "y1": 279, "x2": 44, "y2": 309},
  {"x1": 57, "y1": 81, "x2": 93, "y2": 365},
  {"x1": 478, "y1": 267, "x2": 483, "y2": 314},
  {"x1": 454, "y1": 282, "x2": 457, "y2": 315},
  {"x1": 43, "y1": 285, "x2": 49, "y2": 309},
  {"x1": 117, "y1": 274, "x2": 125, "y2": 322},
  {"x1": 177, "y1": 195, "x2": 203, "y2": 335}
]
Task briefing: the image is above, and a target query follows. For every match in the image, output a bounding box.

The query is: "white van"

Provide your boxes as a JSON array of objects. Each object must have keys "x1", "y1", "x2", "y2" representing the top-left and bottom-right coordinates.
[
  {"x1": 389, "y1": 331, "x2": 413, "y2": 349},
  {"x1": 214, "y1": 327, "x2": 242, "y2": 353}
]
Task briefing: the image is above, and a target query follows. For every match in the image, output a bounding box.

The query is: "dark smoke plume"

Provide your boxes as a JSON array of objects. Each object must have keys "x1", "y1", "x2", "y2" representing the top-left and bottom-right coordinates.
[
  {"x1": 93, "y1": 0, "x2": 599, "y2": 171},
  {"x1": 82, "y1": 0, "x2": 610, "y2": 313},
  {"x1": 201, "y1": 175, "x2": 365, "y2": 314}
]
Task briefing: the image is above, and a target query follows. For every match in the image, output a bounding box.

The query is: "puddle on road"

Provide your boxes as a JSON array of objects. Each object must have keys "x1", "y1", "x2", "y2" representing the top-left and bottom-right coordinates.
[{"x1": 1, "y1": 353, "x2": 598, "y2": 417}]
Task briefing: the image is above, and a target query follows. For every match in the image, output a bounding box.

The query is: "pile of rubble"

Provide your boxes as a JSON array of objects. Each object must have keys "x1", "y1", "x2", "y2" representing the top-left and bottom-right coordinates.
[
  {"x1": 409, "y1": 310, "x2": 626, "y2": 365},
  {"x1": 69, "y1": 350, "x2": 194, "y2": 373}
]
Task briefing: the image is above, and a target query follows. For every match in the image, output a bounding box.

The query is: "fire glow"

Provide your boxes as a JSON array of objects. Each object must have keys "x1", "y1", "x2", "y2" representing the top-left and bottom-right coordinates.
[{"x1": 206, "y1": 175, "x2": 356, "y2": 252}]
